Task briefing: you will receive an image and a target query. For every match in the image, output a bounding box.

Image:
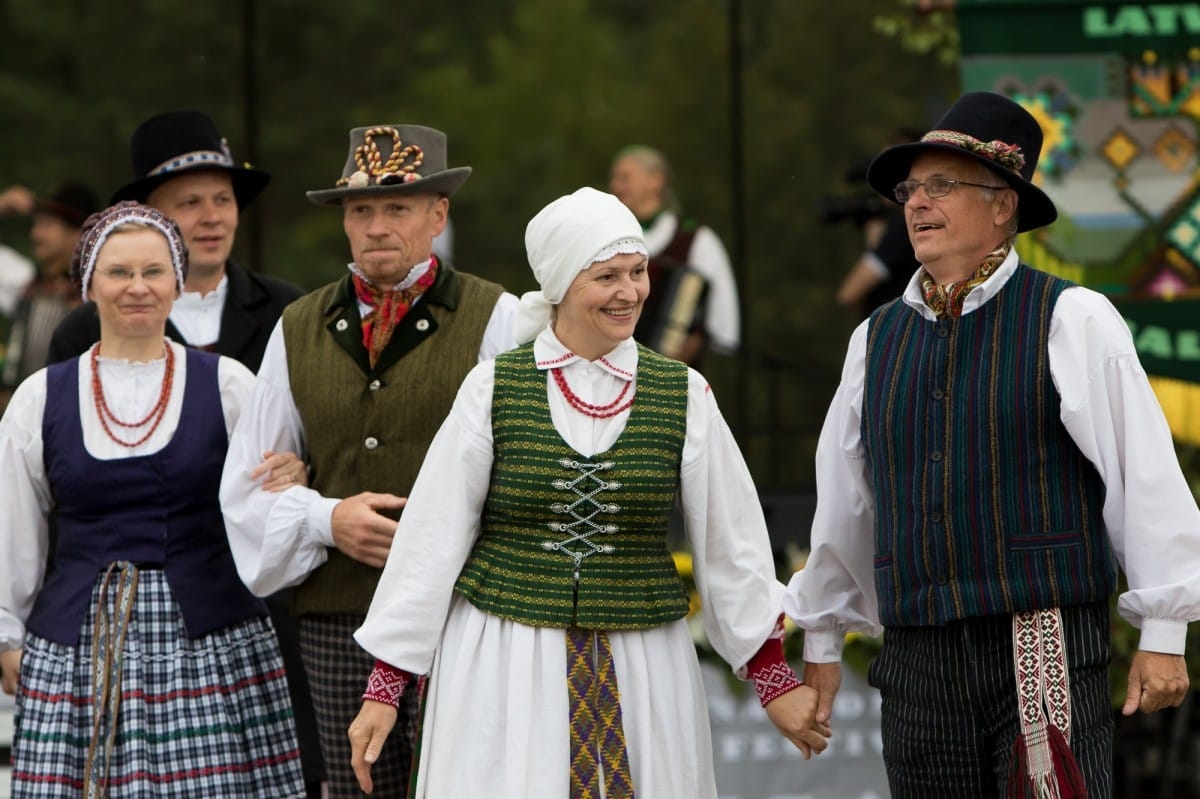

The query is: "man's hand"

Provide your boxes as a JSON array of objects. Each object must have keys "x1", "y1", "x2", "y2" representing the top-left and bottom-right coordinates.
[
  {"x1": 349, "y1": 699, "x2": 399, "y2": 794},
  {"x1": 803, "y1": 660, "x2": 843, "y2": 726},
  {"x1": 250, "y1": 450, "x2": 309, "y2": 493},
  {"x1": 331, "y1": 492, "x2": 406, "y2": 568},
  {"x1": 1, "y1": 648, "x2": 21, "y2": 695},
  {"x1": 1123, "y1": 650, "x2": 1189, "y2": 715},
  {"x1": 764, "y1": 684, "x2": 833, "y2": 759}
]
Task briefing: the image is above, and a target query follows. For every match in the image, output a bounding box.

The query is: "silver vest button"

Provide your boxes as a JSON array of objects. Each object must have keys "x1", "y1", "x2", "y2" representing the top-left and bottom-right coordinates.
[
  {"x1": 369, "y1": 379, "x2": 382, "y2": 391},
  {"x1": 416, "y1": 319, "x2": 430, "y2": 332},
  {"x1": 364, "y1": 436, "x2": 379, "y2": 450},
  {"x1": 336, "y1": 319, "x2": 349, "y2": 332}
]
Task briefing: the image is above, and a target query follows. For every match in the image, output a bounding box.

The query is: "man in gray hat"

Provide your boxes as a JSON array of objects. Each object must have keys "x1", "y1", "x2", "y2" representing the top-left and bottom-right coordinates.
[{"x1": 220, "y1": 124, "x2": 518, "y2": 797}]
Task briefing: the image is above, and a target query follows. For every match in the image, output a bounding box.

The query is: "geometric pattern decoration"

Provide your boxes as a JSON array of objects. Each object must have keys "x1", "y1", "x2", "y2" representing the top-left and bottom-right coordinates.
[
  {"x1": 1153, "y1": 123, "x2": 1195, "y2": 173},
  {"x1": 1014, "y1": 88, "x2": 1080, "y2": 180},
  {"x1": 1167, "y1": 194, "x2": 1200, "y2": 268},
  {"x1": 1101, "y1": 125, "x2": 1141, "y2": 172}
]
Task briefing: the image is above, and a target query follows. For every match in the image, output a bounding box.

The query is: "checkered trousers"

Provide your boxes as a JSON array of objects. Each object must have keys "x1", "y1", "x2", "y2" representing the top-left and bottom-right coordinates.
[
  {"x1": 11, "y1": 570, "x2": 304, "y2": 798},
  {"x1": 299, "y1": 614, "x2": 420, "y2": 798}
]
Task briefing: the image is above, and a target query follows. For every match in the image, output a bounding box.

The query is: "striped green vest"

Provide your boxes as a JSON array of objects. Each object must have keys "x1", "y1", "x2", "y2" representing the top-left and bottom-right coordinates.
[
  {"x1": 284, "y1": 268, "x2": 504, "y2": 617},
  {"x1": 455, "y1": 343, "x2": 690, "y2": 629},
  {"x1": 863, "y1": 264, "x2": 1115, "y2": 627}
]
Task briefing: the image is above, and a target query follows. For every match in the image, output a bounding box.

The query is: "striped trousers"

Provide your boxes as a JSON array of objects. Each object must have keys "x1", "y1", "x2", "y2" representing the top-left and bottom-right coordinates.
[
  {"x1": 868, "y1": 601, "x2": 1113, "y2": 798},
  {"x1": 299, "y1": 614, "x2": 421, "y2": 799}
]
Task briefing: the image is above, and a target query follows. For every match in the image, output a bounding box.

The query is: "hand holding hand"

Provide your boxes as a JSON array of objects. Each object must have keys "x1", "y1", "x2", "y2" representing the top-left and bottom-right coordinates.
[
  {"x1": 803, "y1": 660, "x2": 843, "y2": 726},
  {"x1": 764, "y1": 684, "x2": 833, "y2": 759},
  {"x1": 331, "y1": 492, "x2": 406, "y2": 568},
  {"x1": 349, "y1": 699, "x2": 399, "y2": 794}
]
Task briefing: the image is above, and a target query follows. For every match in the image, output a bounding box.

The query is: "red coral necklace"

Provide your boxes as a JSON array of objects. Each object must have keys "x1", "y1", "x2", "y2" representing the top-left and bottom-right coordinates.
[
  {"x1": 90, "y1": 342, "x2": 175, "y2": 448},
  {"x1": 551, "y1": 367, "x2": 634, "y2": 419}
]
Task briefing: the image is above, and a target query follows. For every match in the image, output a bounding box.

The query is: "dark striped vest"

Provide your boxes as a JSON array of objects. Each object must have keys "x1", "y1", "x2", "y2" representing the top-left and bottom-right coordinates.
[
  {"x1": 284, "y1": 268, "x2": 504, "y2": 616},
  {"x1": 862, "y1": 264, "x2": 1115, "y2": 627},
  {"x1": 455, "y1": 343, "x2": 691, "y2": 629}
]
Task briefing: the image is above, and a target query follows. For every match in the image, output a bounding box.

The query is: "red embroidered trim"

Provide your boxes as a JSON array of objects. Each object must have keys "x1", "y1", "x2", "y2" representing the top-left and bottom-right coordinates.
[
  {"x1": 362, "y1": 659, "x2": 412, "y2": 708},
  {"x1": 746, "y1": 630, "x2": 802, "y2": 707}
]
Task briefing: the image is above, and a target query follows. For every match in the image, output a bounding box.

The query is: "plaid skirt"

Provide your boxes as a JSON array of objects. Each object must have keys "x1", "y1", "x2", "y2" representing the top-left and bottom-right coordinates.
[{"x1": 11, "y1": 568, "x2": 305, "y2": 798}]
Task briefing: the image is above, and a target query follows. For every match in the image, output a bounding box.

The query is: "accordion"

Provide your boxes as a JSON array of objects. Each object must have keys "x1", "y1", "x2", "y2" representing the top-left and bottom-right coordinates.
[{"x1": 635, "y1": 259, "x2": 708, "y2": 361}]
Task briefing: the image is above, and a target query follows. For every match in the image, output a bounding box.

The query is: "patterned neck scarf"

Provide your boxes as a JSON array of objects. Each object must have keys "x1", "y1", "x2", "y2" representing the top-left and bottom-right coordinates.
[
  {"x1": 352, "y1": 257, "x2": 439, "y2": 367},
  {"x1": 920, "y1": 243, "x2": 1010, "y2": 320}
]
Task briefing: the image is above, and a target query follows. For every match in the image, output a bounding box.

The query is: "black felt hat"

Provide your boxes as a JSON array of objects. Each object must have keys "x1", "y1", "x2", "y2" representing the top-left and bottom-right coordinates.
[
  {"x1": 867, "y1": 92, "x2": 1057, "y2": 232},
  {"x1": 109, "y1": 110, "x2": 270, "y2": 209}
]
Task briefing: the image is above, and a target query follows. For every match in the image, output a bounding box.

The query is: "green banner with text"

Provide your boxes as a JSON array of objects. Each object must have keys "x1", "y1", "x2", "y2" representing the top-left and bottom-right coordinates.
[{"x1": 960, "y1": 0, "x2": 1200, "y2": 383}]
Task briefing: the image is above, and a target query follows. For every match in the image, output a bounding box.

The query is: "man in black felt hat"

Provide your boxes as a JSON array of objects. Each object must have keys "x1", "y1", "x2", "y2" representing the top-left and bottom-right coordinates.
[
  {"x1": 219, "y1": 123, "x2": 518, "y2": 797},
  {"x1": 783, "y1": 91, "x2": 1200, "y2": 797},
  {"x1": 47, "y1": 110, "x2": 303, "y2": 372},
  {"x1": 43, "y1": 110, "x2": 326, "y2": 797}
]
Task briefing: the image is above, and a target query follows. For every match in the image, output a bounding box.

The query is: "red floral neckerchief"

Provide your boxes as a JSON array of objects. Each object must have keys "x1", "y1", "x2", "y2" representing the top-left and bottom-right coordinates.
[
  {"x1": 351, "y1": 257, "x2": 439, "y2": 368},
  {"x1": 920, "y1": 243, "x2": 1010, "y2": 320}
]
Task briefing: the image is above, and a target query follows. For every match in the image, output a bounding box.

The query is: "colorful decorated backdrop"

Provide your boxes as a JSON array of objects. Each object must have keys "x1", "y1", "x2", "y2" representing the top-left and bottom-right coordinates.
[{"x1": 959, "y1": 0, "x2": 1200, "y2": 442}]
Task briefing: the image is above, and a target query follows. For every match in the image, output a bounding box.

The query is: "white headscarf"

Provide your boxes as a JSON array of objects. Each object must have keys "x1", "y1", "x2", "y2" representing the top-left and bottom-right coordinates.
[{"x1": 514, "y1": 187, "x2": 647, "y2": 345}]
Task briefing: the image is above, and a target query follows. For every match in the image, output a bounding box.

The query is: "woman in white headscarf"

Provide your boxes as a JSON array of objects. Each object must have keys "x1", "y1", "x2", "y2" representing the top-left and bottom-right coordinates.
[{"x1": 349, "y1": 188, "x2": 828, "y2": 797}]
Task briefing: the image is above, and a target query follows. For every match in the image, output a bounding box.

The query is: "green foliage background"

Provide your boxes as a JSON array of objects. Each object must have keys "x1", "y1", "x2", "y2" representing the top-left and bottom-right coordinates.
[{"x1": 0, "y1": 0, "x2": 957, "y2": 490}]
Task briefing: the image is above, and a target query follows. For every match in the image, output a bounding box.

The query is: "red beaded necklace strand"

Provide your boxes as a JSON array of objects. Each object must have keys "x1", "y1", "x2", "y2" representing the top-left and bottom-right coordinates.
[
  {"x1": 551, "y1": 367, "x2": 634, "y2": 419},
  {"x1": 90, "y1": 342, "x2": 176, "y2": 448}
]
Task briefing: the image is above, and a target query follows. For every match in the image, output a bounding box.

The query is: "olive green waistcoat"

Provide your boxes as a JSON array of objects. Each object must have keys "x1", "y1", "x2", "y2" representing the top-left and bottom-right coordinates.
[
  {"x1": 284, "y1": 267, "x2": 504, "y2": 616},
  {"x1": 455, "y1": 343, "x2": 690, "y2": 629}
]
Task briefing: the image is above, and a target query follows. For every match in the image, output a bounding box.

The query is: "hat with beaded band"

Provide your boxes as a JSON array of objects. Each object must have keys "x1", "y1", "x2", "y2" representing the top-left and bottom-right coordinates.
[
  {"x1": 306, "y1": 124, "x2": 471, "y2": 206},
  {"x1": 109, "y1": 110, "x2": 270, "y2": 210},
  {"x1": 866, "y1": 91, "x2": 1056, "y2": 232}
]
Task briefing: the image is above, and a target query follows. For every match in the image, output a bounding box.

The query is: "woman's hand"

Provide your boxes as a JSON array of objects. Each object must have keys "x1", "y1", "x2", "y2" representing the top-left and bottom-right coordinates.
[
  {"x1": 1, "y1": 648, "x2": 22, "y2": 695},
  {"x1": 250, "y1": 450, "x2": 309, "y2": 493},
  {"x1": 763, "y1": 684, "x2": 832, "y2": 759},
  {"x1": 349, "y1": 699, "x2": 399, "y2": 794}
]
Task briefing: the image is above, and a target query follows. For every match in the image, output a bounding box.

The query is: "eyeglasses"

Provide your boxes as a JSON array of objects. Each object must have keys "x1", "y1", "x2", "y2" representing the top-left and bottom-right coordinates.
[
  {"x1": 95, "y1": 266, "x2": 174, "y2": 283},
  {"x1": 893, "y1": 176, "x2": 1007, "y2": 203}
]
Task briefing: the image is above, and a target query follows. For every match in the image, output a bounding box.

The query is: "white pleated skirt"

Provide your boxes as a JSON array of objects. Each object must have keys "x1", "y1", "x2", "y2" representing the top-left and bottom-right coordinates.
[{"x1": 414, "y1": 593, "x2": 720, "y2": 798}]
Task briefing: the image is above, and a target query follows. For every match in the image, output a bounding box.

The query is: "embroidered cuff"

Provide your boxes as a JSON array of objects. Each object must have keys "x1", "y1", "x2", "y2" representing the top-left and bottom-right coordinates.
[
  {"x1": 362, "y1": 659, "x2": 412, "y2": 708},
  {"x1": 745, "y1": 618, "x2": 803, "y2": 708}
]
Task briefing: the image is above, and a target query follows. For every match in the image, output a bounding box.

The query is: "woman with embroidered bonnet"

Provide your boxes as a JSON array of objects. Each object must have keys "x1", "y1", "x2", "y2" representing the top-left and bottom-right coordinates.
[
  {"x1": 0, "y1": 201, "x2": 306, "y2": 797},
  {"x1": 348, "y1": 187, "x2": 830, "y2": 797}
]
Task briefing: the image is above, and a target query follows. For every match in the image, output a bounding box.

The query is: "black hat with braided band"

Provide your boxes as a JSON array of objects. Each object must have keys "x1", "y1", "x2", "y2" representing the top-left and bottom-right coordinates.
[
  {"x1": 110, "y1": 110, "x2": 270, "y2": 210},
  {"x1": 306, "y1": 124, "x2": 471, "y2": 206},
  {"x1": 867, "y1": 91, "x2": 1057, "y2": 232}
]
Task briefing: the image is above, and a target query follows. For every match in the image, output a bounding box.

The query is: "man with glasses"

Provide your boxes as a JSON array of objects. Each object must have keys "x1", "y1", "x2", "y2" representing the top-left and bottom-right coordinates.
[{"x1": 783, "y1": 92, "x2": 1200, "y2": 796}]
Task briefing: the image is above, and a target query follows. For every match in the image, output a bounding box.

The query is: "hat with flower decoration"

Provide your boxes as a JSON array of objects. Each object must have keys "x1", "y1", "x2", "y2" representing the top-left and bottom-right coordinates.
[
  {"x1": 866, "y1": 91, "x2": 1056, "y2": 232},
  {"x1": 306, "y1": 124, "x2": 471, "y2": 206},
  {"x1": 110, "y1": 110, "x2": 270, "y2": 210}
]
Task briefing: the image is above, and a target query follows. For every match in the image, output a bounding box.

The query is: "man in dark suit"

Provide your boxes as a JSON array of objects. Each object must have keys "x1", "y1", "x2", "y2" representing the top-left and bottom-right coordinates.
[
  {"x1": 46, "y1": 110, "x2": 324, "y2": 798},
  {"x1": 48, "y1": 110, "x2": 302, "y2": 372}
]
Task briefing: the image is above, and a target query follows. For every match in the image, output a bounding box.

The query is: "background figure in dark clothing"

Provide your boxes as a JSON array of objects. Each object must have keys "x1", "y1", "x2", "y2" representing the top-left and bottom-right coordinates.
[
  {"x1": 1, "y1": 182, "x2": 97, "y2": 410},
  {"x1": 44, "y1": 110, "x2": 324, "y2": 797},
  {"x1": 831, "y1": 130, "x2": 923, "y2": 320},
  {"x1": 609, "y1": 145, "x2": 739, "y2": 367}
]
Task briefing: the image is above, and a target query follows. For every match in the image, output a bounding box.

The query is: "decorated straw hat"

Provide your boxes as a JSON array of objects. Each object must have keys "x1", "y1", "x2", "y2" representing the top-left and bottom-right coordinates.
[
  {"x1": 109, "y1": 110, "x2": 270, "y2": 209},
  {"x1": 306, "y1": 124, "x2": 471, "y2": 206},
  {"x1": 866, "y1": 91, "x2": 1056, "y2": 232}
]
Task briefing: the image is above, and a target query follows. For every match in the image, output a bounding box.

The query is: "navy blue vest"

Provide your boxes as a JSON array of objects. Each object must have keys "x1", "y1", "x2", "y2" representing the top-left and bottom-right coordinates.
[
  {"x1": 862, "y1": 265, "x2": 1116, "y2": 627},
  {"x1": 28, "y1": 349, "x2": 267, "y2": 644}
]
